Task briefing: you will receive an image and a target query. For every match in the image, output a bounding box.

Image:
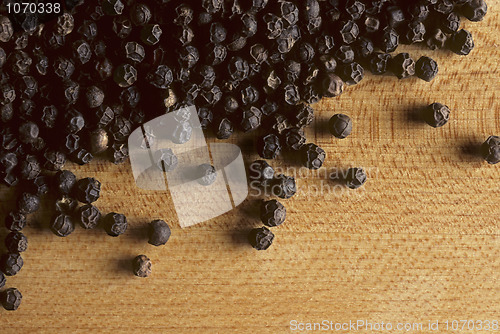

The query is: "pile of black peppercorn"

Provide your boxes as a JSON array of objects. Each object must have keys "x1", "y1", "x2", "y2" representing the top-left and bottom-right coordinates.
[{"x1": 0, "y1": 0, "x2": 494, "y2": 309}]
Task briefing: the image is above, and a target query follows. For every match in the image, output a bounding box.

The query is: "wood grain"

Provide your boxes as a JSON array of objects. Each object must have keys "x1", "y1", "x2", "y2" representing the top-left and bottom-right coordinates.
[{"x1": 0, "y1": 4, "x2": 499, "y2": 333}]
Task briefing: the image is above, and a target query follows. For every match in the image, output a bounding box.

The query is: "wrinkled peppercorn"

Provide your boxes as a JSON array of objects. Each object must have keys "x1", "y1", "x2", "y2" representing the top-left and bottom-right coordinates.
[
  {"x1": 261, "y1": 199, "x2": 286, "y2": 227},
  {"x1": 51, "y1": 213, "x2": 75, "y2": 237},
  {"x1": 448, "y1": 29, "x2": 474, "y2": 56},
  {"x1": 54, "y1": 170, "x2": 77, "y2": 195},
  {"x1": 249, "y1": 160, "x2": 274, "y2": 186},
  {"x1": 148, "y1": 219, "x2": 171, "y2": 246},
  {"x1": 132, "y1": 255, "x2": 152, "y2": 277},
  {"x1": 272, "y1": 174, "x2": 297, "y2": 199},
  {"x1": 329, "y1": 114, "x2": 353, "y2": 139},
  {"x1": 5, "y1": 232, "x2": 28, "y2": 253},
  {"x1": 248, "y1": 226, "x2": 274, "y2": 250},
  {"x1": 302, "y1": 143, "x2": 326, "y2": 170},
  {"x1": 1, "y1": 288, "x2": 22, "y2": 311},
  {"x1": 421, "y1": 103, "x2": 450, "y2": 128},
  {"x1": 0, "y1": 253, "x2": 23, "y2": 276},
  {"x1": 17, "y1": 192, "x2": 40, "y2": 214},
  {"x1": 55, "y1": 196, "x2": 78, "y2": 213},
  {"x1": 480, "y1": 136, "x2": 500, "y2": 165},
  {"x1": 345, "y1": 167, "x2": 367, "y2": 189},
  {"x1": 321, "y1": 73, "x2": 344, "y2": 98},
  {"x1": 197, "y1": 164, "x2": 217, "y2": 186},
  {"x1": 257, "y1": 134, "x2": 282, "y2": 160},
  {"x1": 5, "y1": 211, "x2": 26, "y2": 232},
  {"x1": 103, "y1": 212, "x2": 128, "y2": 237},
  {"x1": 461, "y1": 0, "x2": 487, "y2": 22},
  {"x1": 77, "y1": 204, "x2": 102, "y2": 229},
  {"x1": 74, "y1": 177, "x2": 101, "y2": 204},
  {"x1": 391, "y1": 53, "x2": 415, "y2": 79}
]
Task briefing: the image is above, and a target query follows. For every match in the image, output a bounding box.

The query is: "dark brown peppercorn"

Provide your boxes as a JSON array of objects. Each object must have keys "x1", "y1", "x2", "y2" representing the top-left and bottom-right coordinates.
[
  {"x1": 18, "y1": 122, "x2": 39, "y2": 144},
  {"x1": 461, "y1": 0, "x2": 487, "y2": 22},
  {"x1": 17, "y1": 192, "x2": 40, "y2": 214},
  {"x1": 43, "y1": 149, "x2": 66, "y2": 171},
  {"x1": 426, "y1": 29, "x2": 448, "y2": 50},
  {"x1": 261, "y1": 200, "x2": 286, "y2": 227},
  {"x1": 321, "y1": 73, "x2": 344, "y2": 98},
  {"x1": 54, "y1": 170, "x2": 77, "y2": 195},
  {"x1": 132, "y1": 255, "x2": 152, "y2": 277},
  {"x1": 345, "y1": 167, "x2": 367, "y2": 189},
  {"x1": 109, "y1": 143, "x2": 129, "y2": 164},
  {"x1": 85, "y1": 86, "x2": 105, "y2": 109},
  {"x1": 104, "y1": 212, "x2": 128, "y2": 237},
  {"x1": 213, "y1": 117, "x2": 234, "y2": 140},
  {"x1": 114, "y1": 64, "x2": 137, "y2": 88},
  {"x1": 302, "y1": 143, "x2": 326, "y2": 170},
  {"x1": 1, "y1": 288, "x2": 22, "y2": 311},
  {"x1": 51, "y1": 213, "x2": 75, "y2": 237},
  {"x1": 88, "y1": 128, "x2": 109, "y2": 155},
  {"x1": 448, "y1": 29, "x2": 474, "y2": 55},
  {"x1": 148, "y1": 219, "x2": 171, "y2": 246},
  {"x1": 0, "y1": 253, "x2": 23, "y2": 276},
  {"x1": 197, "y1": 164, "x2": 217, "y2": 186},
  {"x1": 0, "y1": 16, "x2": 14, "y2": 42},
  {"x1": 130, "y1": 3, "x2": 152, "y2": 26},
  {"x1": 272, "y1": 174, "x2": 297, "y2": 199},
  {"x1": 74, "y1": 177, "x2": 101, "y2": 204},
  {"x1": 249, "y1": 160, "x2": 275, "y2": 185},
  {"x1": 0, "y1": 272, "x2": 4, "y2": 289},
  {"x1": 73, "y1": 40, "x2": 92, "y2": 65},
  {"x1": 103, "y1": 0, "x2": 125, "y2": 16},
  {"x1": 5, "y1": 211, "x2": 26, "y2": 232},
  {"x1": 340, "y1": 62, "x2": 365, "y2": 85},
  {"x1": 110, "y1": 116, "x2": 132, "y2": 142},
  {"x1": 329, "y1": 114, "x2": 353, "y2": 139},
  {"x1": 72, "y1": 148, "x2": 94, "y2": 166},
  {"x1": 379, "y1": 27, "x2": 399, "y2": 53},
  {"x1": 391, "y1": 53, "x2": 415, "y2": 79},
  {"x1": 421, "y1": 103, "x2": 450, "y2": 128},
  {"x1": 240, "y1": 106, "x2": 262, "y2": 132},
  {"x1": 257, "y1": 134, "x2": 282, "y2": 160},
  {"x1": 248, "y1": 226, "x2": 274, "y2": 250},
  {"x1": 480, "y1": 136, "x2": 500, "y2": 165},
  {"x1": 55, "y1": 196, "x2": 78, "y2": 214},
  {"x1": 415, "y1": 56, "x2": 439, "y2": 82},
  {"x1": 77, "y1": 204, "x2": 101, "y2": 229},
  {"x1": 282, "y1": 128, "x2": 306, "y2": 151},
  {"x1": 5, "y1": 232, "x2": 28, "y2": 253}
]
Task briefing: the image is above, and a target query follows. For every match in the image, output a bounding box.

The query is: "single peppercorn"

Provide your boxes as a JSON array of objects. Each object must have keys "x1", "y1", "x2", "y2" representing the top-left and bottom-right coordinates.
[
  {"x1": 0, "y1": 253, "x2": 23, "y2": 276},
  {"x1": 239, "y1": 106, "x2": 262, "y2": 132},
  {"x1": 154, "y1": 148, "x2": 178, "y2": 172},
  {"x1": 50, "y1": 213, "x2": 75, "y2": 237},
  {"x1": 282, "y1": 128, "x2": 306, "y2": 151},
  {"x1": 321, "y1": 73, "x2": 344, "y2": 98},
  {"x1": 55, "y1": 196, "x2": 78, "y2": 214},
  {"x1": 249, "y1": 160, "x2": 274, "y2": 186},
  {"x1": 130, "y1": 3, "x2": 152, "y2": 26},
  {"x1": 197, "y1": 164, "x2": 217, "y2": 186},
  {"x1": 257, "y1": 134, "x2": 282, "y2": 160},
  {"x1": 72, "y1": 148, "x2": 94, "y2": 166},
  {"x1": 391, "y1": 53, "x2": 415, "y2": 79},
  {"x1": 74, "y1": 177, "x2": 101, "y2": 204},
  {"x1": 261, "y1": 200, "x2": 286, "y2": 227},
  {"x1": 345, "y1": 167, "x2": 367, "y2": 189},
  {"x1": 54, "y1": 170, "x2": 77, "y2": 195},
  {"x1": 63, "y1": 108, "x2": 85, "y2": 134},
  {"x1": 248, "y1": 226, "x2": 274, "y2": 250},
  {"x1": 114, "y1": 64, "x2": 137, "y2": 88},
  {"x1": 5, "y1": 232, "x2": 28, "y2": 253},
  {"x1": 480, "y1": 136, "x2": 500, "y2": 165},
  {"x1": 329, "y1": 114, "x2": 353, "y2": 139},
  {"x1": 17, "y1": 192, "x2": 40, "y2": 215},
  {"x1": 88, "y1": 128, "x2": 109, "y2": 155},
  {"x1": 415, "y1": 56, "x2": 439, "y2": 82},
  {"x1": 5, "y1": 211, "x2": 26, "y2": 232},
  {"x1": 272, "y1": 174, "x2": 297, "y2": 199},
  {"x1": 132, "y1": 255, "x2": 152, "y2": 277},
  {"x1": 148, "y1": 219, "x2": 171, "y2": 246},
  {"x1": 1, "y1": 288, "x2": 22, "y2": 311},
  {"x1": 85, "y1": 86, "x2": 105, "y2": 109},
  {"x1": 0, "y1": 151, "x2": 17, "y2": 174},
  {"x1": 302, "y1": 143, "x2": 326, "y2": 170},
  {"x1": 421, "y1": 103, "x2": 450, "y2": 128},
  {"x1": 77, "y1": 204, "x2": 102, "y2": 229},
  {"x1": 18, "y1": 122, "x2": 39, "y2": 144},
  {"x1": 103, "y1": 212, "x2": 128, "y2": 237},
  {"x1": 42, "y1": 149, "x2": 66, "y2": 171},
  {"x1": 461, "y1": 0, "x2": 487, "y2": 22},
  {"x1": 448, "y1": 29, "x2": 474, "y2": 55}
]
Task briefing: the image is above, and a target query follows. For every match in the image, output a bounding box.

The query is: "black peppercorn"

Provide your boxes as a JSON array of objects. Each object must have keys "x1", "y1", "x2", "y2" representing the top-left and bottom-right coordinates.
[
  {"x1": 329, "y1": 114, "x2": 353, "y2": 139},
  {"x1": 74, "y1": 177, "x2": 101, "y2": 204},
  {"x1": 461, "y1": 0, "x2": 487, "y2": 22},
  {"x1": 340, "y1": 62, "x2": 365, "y2": 85},
  {"x1": 84, "y1": 86, "x2": 105, "y2": 109},
  {"x1": 18, "y1": 122, "x2": 39, "y2": 144},
  {"x1": 257, "y1": 134, "x2": 282, "y2": 160},
  {"x1": 248, "y1": 226, "x2": 274, "y2": 250},
  {"x1": 334, "y1": 45, "x2": 355, "y2": 64},
  {"x1": 72, "y1": 148, "x2": 94, "y2": 166},
  {"x1": 103, "y1": 0, "x2": 125, "y2": 16},
  {"x1": 78, "y1": 20, "x2": 98, "y2": 40},
  {"x1": 0, "y1": 16, "x2": 14, "y2": 42},
  {"x1": 249, "y1": 160, "x2": 275, "y2": 186},
  {"x1": 110, "y1": 143, "x2": 129, "y2": 164},
  {"x1": 114, "y1": 64, "x2": 137, "y2": 88},
  {"x1": 77, "y1": 204, "x2": 102, "y2": 229},
  {"x1": 391, "y1": 53, "x2": 415, "y2": 79},
  {"x1": 480, "y1": 136, "x2": 500, "y2": 165},
  {"x1": 0, "y1": 272, "x2": 4, "y2": 289},
  {"x1": 282, "y1": 128, "x2": 306, "y2": 151},
  {"x1": 239, "y1": 106, "x2": 262, "y2": 132},
  {"x1": 147, "y1": 65, "x2": 173, "y2": 89},
  {"x1": 17, "y1": 192, "x2": 40, "y2": 214},
  {"x1": 73, "y1": 40, "x2": 92, "y2": 65},
  {"x1": 132, "y1": 255, "x2": 152, "y2": 277},
  {"x1": 403, "y1": 21, "x2": 426, "y2": 44},
  {"x1": 302, "y1": 143, "x2": 326, "y2": 170},
  {"x1": 148, "y1": 219, "x2": 171, "y2": 246},
  {"x1": 88, "y1": 128, "x2": 109, "y2": 155},
  {"x1": 0, "y1": 253, "x2": 23, "y2": 276},
  {"x1": 378, "y1": 27, "x2": 399, "y2": 53},
  {"x1": 415, "y1": 56, "x2": 439, "y2": 82},
  {"x1": 130, "y1": 3, "x2": 152, "y2": 26},
  {"x1": 321, "y1": 73, "x2": 344, "y2": 98},
  {"x1": 51, "y1": 213, "x2": 75, "y2": 237},
  {"x1": 272, "y1": 174, "x2": 297, "y2": 199},
  {"x1": 345, "y1": 167, "x2": 367, "y2": 189},
  {"x1": 54, "y1": 170, "x2": 77, "y2": 195},
  {"x1": 5, "y1": 211, "x2": 26, "y2": 232},
  {"x1": 55, "y1": 196, "x2": 78, "y2": 214},
  {"x1": 40, "y1": 105, "x2": 59, "y2": 128},
  {"x1": 197, "y1": 164, "x2": 217, "y2": 186},
  {"x1": 261, "y1": 199, "x2": 286, "y2": 227},
  {"x1": 213, "y1": 117, "x2": 234, "y2": 140},
  {"x1": 421, "y1": 103, "x2": 450, "y2": 128},
  {"x1": 369, "y1": 52, "x2": 391, "y2": 75},
  {"x1": 1, "y1": 288, "x2": 22, "y2": 311},
  {"x1": 103, "y1": 212, "x2": 128, "y2": 237},
  {"x1": 5, "y1": 232, "x2": 28, "y2": 253},
  {"x1": 53, "y1": 57, "x2": 75, "y2": 80},
  {"x1": 448, "y1": 29, "x2": 474, "y2": 55},
  {"x1": 441, "y1": 12, "x2": 461, "y2": 34}
]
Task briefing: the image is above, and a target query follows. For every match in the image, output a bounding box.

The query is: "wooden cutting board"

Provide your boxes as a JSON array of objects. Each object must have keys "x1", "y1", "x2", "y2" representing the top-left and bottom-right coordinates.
[{"x1": 1, "y1": 4, "x2": 498, "y2": 333}]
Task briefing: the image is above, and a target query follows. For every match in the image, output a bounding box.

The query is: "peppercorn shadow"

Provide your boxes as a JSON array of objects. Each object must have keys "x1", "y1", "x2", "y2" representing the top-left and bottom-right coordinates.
[{"x1": 457, "y1": 139, "x2": 485, "y2": 163}]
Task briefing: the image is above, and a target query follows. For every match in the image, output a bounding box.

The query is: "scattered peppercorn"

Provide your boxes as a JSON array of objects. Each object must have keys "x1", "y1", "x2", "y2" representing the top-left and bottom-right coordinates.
[
  {"x1": 0, "y1": 253, "x2": 23, "y2": 276},
  {"x1": 415, "y1": 56, "x2": 439, "y2": 82},
  {"x1": 148, "y1": 219, "x2": 171, "y2": 246},
  {"x1": 345, "y1": 168, "x2": 367, "y2": 189},
  {"x1": 248, "y1": 226, "x2": 274, "y2": 250},
  {"x1": 51, "y1": 213, "x2": 75, "y2": 237},
  {"x1": 132, "y1": 255, "x2": 152, "y2": 277},
  {"x1": 103, "y1": 212, "x2": 128, "y2": 237},
  {"x1": 421, "y1": 103, "x2": 451, "y2": 128},
  {"x1": 197, "y1": 164, "x2": 217, "y2": 186},
  {"x1": 1, "y1": 288, "x2": 22, "y2": 311},
  {"x1": 17, "y1": 192, "x2": 40, "y2": 215},
  {"x1": 272, "y1": 174, "x2": 297, "y2": 199},
  {"x1": 5, "y1": 232, "x2": 28, "y2": 253},
  {"x1": 329, "y1": 114, "x2": 353, "y2": 139},
  {"x1": 480, "y1": 136, "x2": 500, "y2": 165},
  {"x1": 302, "y1": 143, "x2": 326, "y2": 170},
  {"x1": 74, "y1": 177, "x2": 101, "y2": 204},
  {"x1": 261, "y1": 200, "x2": 286, "y2": 227}
]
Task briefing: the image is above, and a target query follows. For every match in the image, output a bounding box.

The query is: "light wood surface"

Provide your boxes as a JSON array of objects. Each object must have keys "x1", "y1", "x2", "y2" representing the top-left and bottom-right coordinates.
[{"x1": 1, "y1": 5, "x2": 499, "y2": 333}]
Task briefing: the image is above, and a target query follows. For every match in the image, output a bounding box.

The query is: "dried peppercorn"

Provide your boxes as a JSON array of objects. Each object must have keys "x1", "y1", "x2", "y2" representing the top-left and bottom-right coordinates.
[
  {"x1": 441, "y1": 12, "x2": 460, "y2": 34},
  {"x1": 261, "y1": 200, "x2": 286, "y2": 227},
  {"x1": 282, "y1": 128, "x2": 306, "y2": 151},
  {"x1": 329, "y1": 114, "x2": 353, "y2": 139},
  {"x1": 60, "y1": 133, "x2": 80, "y2": 154},
  {"x1": 61, "y1": 80, "x2": 81, "y2": 106},
  {"x1": 421, "y1": 103, "x2": 450, "y2": 128},
  {"x1": 1, "y1": 288, "x2": 22, "y2": 311},
  {"x1": 0, "y1": 16, "x2": 14, "y2": 42},
  {"x1": 103, "y1": 212, "x2": 128, "y2": 237},
  {"x1": 147, "y1": 65, "x2": 173, "y2": 89},
  {"x1": 72, "y1": 148, "x2": 94, "y2": 165},
  {"x1": 103, "y1": 0, "x2": 125, "y2": 16},
  {"x1": 63, "y1": 109, "x2": 85, "y2": 134},
  {"x1": 17, "y1": 192, "x2": 40, "y2": 214},
  {"x1": 302, "y1": 143, "x2": 326, "y2": 170},
  {"x1": 461, "y1": 0, "x2": 487, "y2": 22},
  {"x1": 154, "y1": 148, "x2": 178, "y2": 172},
  {"x1": 272, "y1": 174, "x2": 297, "y2": 199},
  {"x1": 50, "y1": 213, "x2": 75, "y2": 237},
  {"x1": 480, "y1": 136, "x2": 500, "y2": 165},
  {"x1": 114, "y1": 64, "x2": 137, "y2": 88},
  {"x1": 390, "y1": 53, "x2": 415, "y2": 79},
  {"x1": 74, "y1": 177, "x2": 101, "y2": 204},
  {"x1": 378, "y1": 27, "x2": 399, "y2": 53},
  {"x1": 321, "y1": 73, "x2": 344, "y2": 98},
  {"x1": 0, "y1": 84, "x2": 15, "y2": 106},
  {"x1": 110, "y1": 116, "x2": 132, "y2": 142},
  {"x1": 109, "y1": 143, "x2": 129, "y2": 164},
  {"x1": 415, "y1": 56, "x2": 438, "y2": 82},
  {"x1": 73, "y1": 40, "x2": 92, "y2": 65},
  {"x1": 88, "y1": 128, "x2": 109, "y2": 155},
  {"x1": 148, "y1": 219, "x2": 171, "y2": 246},
  {"x1": 93, "y1": 58, "x2": 113, "y2": 81},
  {"x1": 334, "y1": 45, "x2": 355, "y2": 64},
  {"x1": 0, "y1": 253, "x2": 23, "y2": 276},
  {"x1": 18, "y1": 122, "x2": 39, "y2": 144},
  {"x1": 249, "y1": 160, "x2": 275, "y2": 186},
  {"x1": 0, "y1": 272, "x2": 4, "y2": 289},
  {"x1": 448, "y1": 29, "x2": 474, "y2": 55},
  {"x1": 257, "y1": 134, "x2": 281, "y2": 160},
  {"x1": 5, "y1": 232, "x2": 28, "y2": 253},
  {"x1": 54, "y1": 170, "x2": 77, "y2": 195},
  {"x1": 196, "y1": 164, "x2": 217, "y2": 186},
  {"x1": 78, "y1": 20, "x2": 98, "y2": 40},
  {"x1": 239, "y1": 106, "x2": 262, "y2": 132},
  {"x1": 53, "y1": 57, "x2": 75, "y2": 80},
  {"x1": 132, "y1": 255, "x2": 152, "y2": 277},
  {"x1": 130, "y1": 3, "x2": 152, "y2": 26},
  {"x1": 85, "y1": 86, "x2": 105, "y2": 109},
  {"x1": 5, "y1": 211, "x2": 26, "y2": 232},
  {"x1": 55, "y1": 196, "x2": 78, "y2": 214},
  {"x1": 345, "y1": 167, "x2": 367, "y2": 189},
  {"x1": 248, "y1": 226, "x2": 274, "y2": 250},
  {"x1": 77, "y1": 204, "x2": 102, "y2": 229},
  {"x1": 213, "y1": 117, "x2": 234, "y2": 140},
  {"x1": 340, "y1": 62, "x2": 365, "y2": 85}
]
